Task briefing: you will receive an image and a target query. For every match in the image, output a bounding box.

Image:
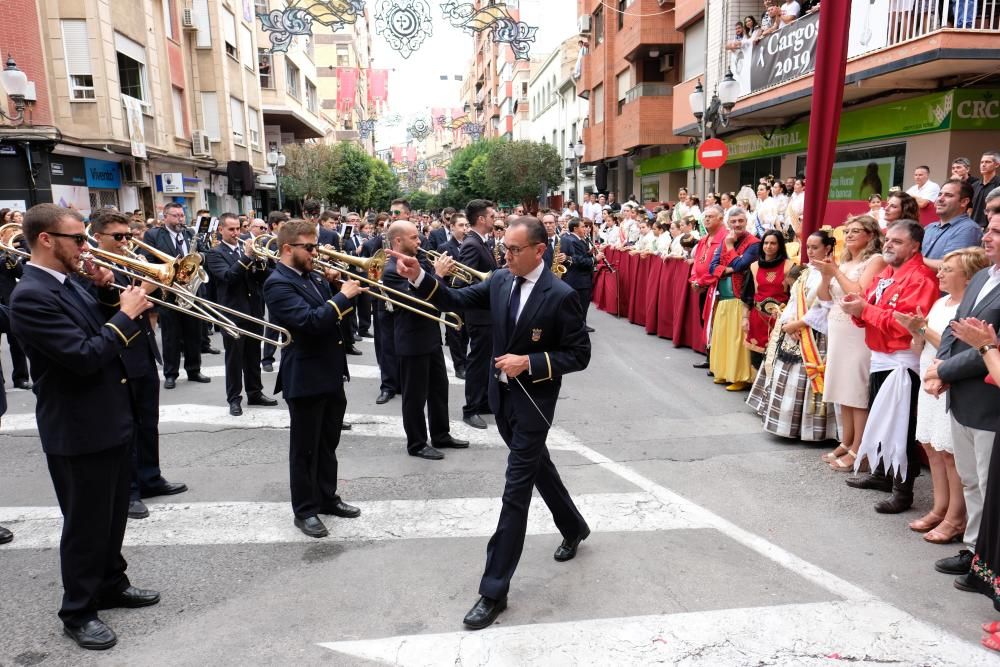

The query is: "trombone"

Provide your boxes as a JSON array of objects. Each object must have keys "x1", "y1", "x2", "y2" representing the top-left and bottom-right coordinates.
[
  {"x1": 416, "y1": 247, "x2": 492, "y2": 284},
  {"x1": 252, "y1": 236, "x2": 463, "y2": 331}
]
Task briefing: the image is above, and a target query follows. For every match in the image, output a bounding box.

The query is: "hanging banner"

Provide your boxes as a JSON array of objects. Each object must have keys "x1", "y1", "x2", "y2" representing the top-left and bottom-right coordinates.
[
  {"x1": 123, "y1": 95, "x2": 147, "y2": 159},
  {"x1": 406, "y1": 145, "x2": 416, "y2": 164},
  {"x1": 392, "y1": 146, "x2": 403, "y2": 164},
  {"x1": 337, "y1": 68, "x2": 358, "y2": 113},
  {"x1": 368, "y1": 68, "x2": 389, "y2": 112},
  {"x1": 750, "y1": 11, "x2": 820, "y2": 93}
]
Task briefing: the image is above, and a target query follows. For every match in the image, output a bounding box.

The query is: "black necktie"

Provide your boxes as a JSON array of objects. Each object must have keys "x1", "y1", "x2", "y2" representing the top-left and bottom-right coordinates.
[
  {"x1": 175, "y1": 233, "x2": 186, "y2": 258},
  {"x1": 508, "y1": 275, "x2": 525, "y2": 333},
  {"x1": 63, "y1": 278, "x2": 100, "y2": 328}
]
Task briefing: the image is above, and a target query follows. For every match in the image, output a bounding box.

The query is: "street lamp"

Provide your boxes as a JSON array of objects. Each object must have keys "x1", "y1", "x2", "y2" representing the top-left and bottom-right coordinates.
[
  {"x1": 0, "y1": 55, "x2": 28, "y2": 125},
  {"x1": 266, "y1": 150, "x2": 286, "y2": 210},
  {"x1": 568, "y1": 138, "x2": 585, "y2": 206},
  {"x1": 688, "y1": 68, "x2": 739, "y2": 138}
]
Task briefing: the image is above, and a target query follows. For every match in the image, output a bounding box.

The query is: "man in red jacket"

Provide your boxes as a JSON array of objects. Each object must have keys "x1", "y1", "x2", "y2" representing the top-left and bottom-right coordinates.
[
  {"x1": 689, "y1": 205, "x2": 728, "y2": 369},
  {"x1": 841, "y1": 219, "x2": 940, "y2": 513}
]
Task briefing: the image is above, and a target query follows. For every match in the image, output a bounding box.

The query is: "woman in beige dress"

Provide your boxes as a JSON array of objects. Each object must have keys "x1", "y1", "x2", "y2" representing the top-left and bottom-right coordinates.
[{"x1": 816, "y1": 215, "x2": 886, "y2": 470}]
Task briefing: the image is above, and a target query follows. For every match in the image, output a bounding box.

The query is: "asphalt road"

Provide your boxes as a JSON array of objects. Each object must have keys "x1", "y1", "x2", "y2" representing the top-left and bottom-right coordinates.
[{"x1": 1, "y1": 306, "x2": 998, "y2": 666}]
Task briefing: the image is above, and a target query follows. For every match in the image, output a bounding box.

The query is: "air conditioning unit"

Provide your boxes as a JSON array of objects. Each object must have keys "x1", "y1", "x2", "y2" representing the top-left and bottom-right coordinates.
[
  {"x1": 122, "y1": 159, "x2": 149, "y2": 185},
  {"x1": 578, "y1": 15, "x2": 592, "y2": 34},
  {"x1": 659, "y1": 53, "x2": 676, "y2": 72},
  {"x1": 191, "y1": 129, "x2": 211, "y2": 157},
  {"x1": 580, "y1": 165, "x2": 595, "y2": 177},
  {"x1": 182, "y1": 7, "x2": 197, "y2": 30}
]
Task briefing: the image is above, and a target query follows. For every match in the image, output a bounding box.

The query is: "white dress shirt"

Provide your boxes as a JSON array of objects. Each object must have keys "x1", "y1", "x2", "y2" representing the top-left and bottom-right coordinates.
[
  {"x1": 974, "y1": 264, "x2": 1000, "y2": 307},
  {"x1": 27, "y1": 262, "x2": 68, "y2": 284},
  {"x1": 907, "y1": 180, "x2": 941, "y2": 203}
]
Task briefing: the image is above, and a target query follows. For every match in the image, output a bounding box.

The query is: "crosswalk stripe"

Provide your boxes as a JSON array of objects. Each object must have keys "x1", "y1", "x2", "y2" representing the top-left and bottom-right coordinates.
[
  {"x1": 0, "y1": 492, "x2": 703, "y2": 549},
  {"x1": 318, "y1": 599, "x2": 992, "y2": 666},
  {"x1": 174, "y1": 364, "x2": 462, "y2": 385}
]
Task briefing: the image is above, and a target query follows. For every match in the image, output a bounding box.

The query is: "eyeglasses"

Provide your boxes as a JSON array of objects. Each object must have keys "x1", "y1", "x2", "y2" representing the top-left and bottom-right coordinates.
[
  {"x1": 288, "y1": 242, "x2": 318, "y2": 252},
  {"x1": 493, "y1": 225, "x2": 505, "y2": 231},
  {"x1": 843, "y1": 228, "x2": 868, "y2": 236},
  {"x1": 47, "y1": 232, "x2": 88, "y2": 245},
  {"x1": 391, "y1": 210, "x2": 403, "y2": 216},
  {"x1": 106, "y1": 232, "x2": 134, "y2": 242},
  {"x1": 503, "y1": 243, "x2": 540, "y2": 256}
]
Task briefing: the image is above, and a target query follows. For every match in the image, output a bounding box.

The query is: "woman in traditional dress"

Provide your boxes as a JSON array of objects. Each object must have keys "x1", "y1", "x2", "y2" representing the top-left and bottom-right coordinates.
[
  {"x1": 742, "y1": 230, "x2": 794, "y2": 371},
  {"x1": 747, "y1": 229, "x2": 838, "y2": 441},
  {"x1": 816, "y1": 215, "x2": 886, "y2": 471}
]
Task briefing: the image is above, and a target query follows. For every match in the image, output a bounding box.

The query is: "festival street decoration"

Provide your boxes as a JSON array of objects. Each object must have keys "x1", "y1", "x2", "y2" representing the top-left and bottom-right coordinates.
[
  {"x1": 374, "y1": 0, "x2": 433, "y2": 59},
  {"x1": 462, "y1": 122, "x2": 484, "y2": 140},
  {"x1": 258, "y1": 0, "x2": 364, "y2": 53},
  {"x1": 407, "y1": 117, "x2": 432, "y2": 141},
  {"x1": 358, "y1": 118, "x2": 377, "y2": 140},
  {"x1": 381, "y1": 112, "x2": 403, "y2": 127},
  {"x1": 439, "y1": 1, "x2": 537, "y2": 60}
]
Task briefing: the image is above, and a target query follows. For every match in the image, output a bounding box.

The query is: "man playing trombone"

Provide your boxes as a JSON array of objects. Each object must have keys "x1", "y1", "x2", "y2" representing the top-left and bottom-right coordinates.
[{"x1": 262, "y1": 220, "x2": 364, "y2": 538}]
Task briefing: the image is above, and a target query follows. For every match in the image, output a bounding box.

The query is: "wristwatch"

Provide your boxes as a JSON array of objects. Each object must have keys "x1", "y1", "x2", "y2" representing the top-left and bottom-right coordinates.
[
  {"x1": 917, "y1": 326, "x2": 926, "y2": 337},
  {"x1": 979, "y1": 344, "x2": 998, "y2": 355}
]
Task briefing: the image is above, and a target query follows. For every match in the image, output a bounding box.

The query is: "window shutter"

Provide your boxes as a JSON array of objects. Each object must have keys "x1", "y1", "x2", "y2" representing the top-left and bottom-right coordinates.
[
  {"x1": 201, "y1": 92, "x2": 220, "y2": 140},
  {"x1": 193, "y1": 0, "x2": 211, "y2": 48},
  {"x1": 239, "y1": 25, "x2": 254, "y2": 69},
  {"x1": 229, "y1": 97, "x2": 245, "y2": 141},
  {"x1": 222, "y1": 10, "x2": 237, "y2": 48},
  {"x1": 62, "y1": 20, "x2": 93, "y2": 76},
  {"x1": 114, "y1": 32, "x2": 146, "y2": 64}
]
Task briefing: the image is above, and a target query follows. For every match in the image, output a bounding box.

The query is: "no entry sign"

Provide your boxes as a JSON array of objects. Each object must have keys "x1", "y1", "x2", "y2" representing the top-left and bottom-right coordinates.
[{"x1": 697, "y1": 139, "x2": 728, "y2": 170}]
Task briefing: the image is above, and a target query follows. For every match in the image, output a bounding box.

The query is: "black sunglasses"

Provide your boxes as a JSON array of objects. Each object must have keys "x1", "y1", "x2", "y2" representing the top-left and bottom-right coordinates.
[
  {"x1": 47, "y1": 232, "x2": 88, "y2": 245},
  {"x1": 288, "y1": 242, "x2": 318, "y2": 252},
  {"x1": 108, "y1": 232, "x2": 134, "y2": 241}
]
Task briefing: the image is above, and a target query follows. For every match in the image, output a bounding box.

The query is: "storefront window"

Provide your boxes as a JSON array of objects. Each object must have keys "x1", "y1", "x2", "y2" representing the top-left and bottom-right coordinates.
[{"x1": 795, "y1": 143, "x2": 905, "y2": 200}]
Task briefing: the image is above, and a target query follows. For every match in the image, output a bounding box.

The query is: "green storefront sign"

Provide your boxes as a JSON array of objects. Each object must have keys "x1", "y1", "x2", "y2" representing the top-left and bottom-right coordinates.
[{"x1": 639, "y1": 88, "x2": 1000, "y2": 176}]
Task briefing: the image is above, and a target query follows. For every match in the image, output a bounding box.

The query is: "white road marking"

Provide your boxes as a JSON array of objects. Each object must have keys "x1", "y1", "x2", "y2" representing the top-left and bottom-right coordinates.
[
  {"x1": 319, "y1": 599, "x2": 994, "y2": 666},
  {"x1": 0, "y1": 492, "x2": 702, "y2": 549},
  {"x1": 172, "y1": 364, "x2": 462, "y2": 385}
]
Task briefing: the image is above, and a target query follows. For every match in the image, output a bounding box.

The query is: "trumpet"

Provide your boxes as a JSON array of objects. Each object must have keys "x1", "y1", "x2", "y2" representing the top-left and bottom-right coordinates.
[{"x1": 416, "y1": 247, "x2": 491, "y2": 284}]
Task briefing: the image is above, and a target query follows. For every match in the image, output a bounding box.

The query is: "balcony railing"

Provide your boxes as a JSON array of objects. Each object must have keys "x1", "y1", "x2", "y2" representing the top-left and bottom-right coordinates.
[
  {"x1": 872, "y1": 0, "x2": 1000, "y2": 56},
  {"x1": 624, "y1": 82, "x2": 671, "y2": 104}
]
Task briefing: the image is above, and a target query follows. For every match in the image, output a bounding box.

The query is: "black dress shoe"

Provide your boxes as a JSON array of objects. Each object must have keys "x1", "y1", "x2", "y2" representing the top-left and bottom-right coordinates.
[
  {"x1": 463, "y1": 414, "x2": 487, "y2": 429},
  {"x1": 353, "y1": 334, "x2": 363, "y2": 342},
  {"x1": 262, "y1": 362, "x2": 274, "y2": 373},
  {"x1": 410, "y1": 445, "x2": 444, "y2": 460},
  {"x1": 294, "y1": 515, "x2": 328, "y2": 538},
  {"x1": 463, "y1": 595, "x2": 507, "y2": 630},
  {"x1": 346, "y1": 346, "x2": 363, "y2": 356},
  {"x1": 954, "y1": 572, "x2": 981, "y2": 592},
  {"x1": 434, "y1": 436, "x2": 470, "y2": 449},
  {"x1": 202, "y1": 346, "x2": 221, "y2": 355},
  {"x1": 229, "y1": 400, "x2": 243, "y2": 416},
  {"x1": 140, "y1": 481, "x2": 188, "y2": 499},
  {"x1": 64, "y1": 618, "x2": 117, "y2": 650},
  {"x1": 359, "y1": 331, "x2": 374, "y2": 338},
  {"x1": 0, "y1": 525, "x2": 12, "y2": 544},
  {"x1": 13, "y1": 379, "x2": 30, "y2": 390},
  {"x1": 554, "y1": 524, "x2": 591, "y2": 562},
  {"x1": 342, "y1": 422, "x2": 352, "y2": 431},
  {"x1": 935, "y1": 549, "x2": 973, "y2": 575},
  {"x1": 164, "y1": 378, "x2": 176, "y2": 389},
  {"x1": 187, "y1": 372, "x2": 212, "y2": 383},
  {"x1": 128, "y1": 499, "x2": 149, "y2": 519},
  {"x1": 692, "y1": 361, "x2": 710, "y2": 369},
  {"x1": 584, "y1": 326, "x2": 596, "y2": 333},
  {"x1": 99, "y1": 585, "x2": 161, "y2": 609},
  {"x1": 456, "y1": 369, "x2": 466, "y2": 380},
  {"x1": 376, "y1": 390, "x2": 395, "y2": 404},
  {"x1": 247, "y1": 393, "x2": 279, "y2": 406},
  {"x1": 845, "y1": 474, "x2": 892, "y2": 492},
  {"x1": 322, "y1": 500, "x2": 361, "y2": 518}
]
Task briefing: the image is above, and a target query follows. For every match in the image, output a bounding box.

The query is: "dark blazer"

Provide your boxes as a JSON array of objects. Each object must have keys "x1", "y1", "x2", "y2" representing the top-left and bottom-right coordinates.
[
  {"x1": 382, "y1": 256, "x2": 441, "y2": 356},
  {"x1": 317, "y1": 225, "x2": 338, "y2": 248},
  {"x1": 10, "y1": 265, "x2": 140, "y2": 455},
  {"x1": 0, "y1": 255, "x2": 23, "y2": 303},
  {"x1": 440, "y1": 237, "x2": 463, "y2": 261},
  {"x1": 542, "y1": 236, "x2": 559, "y2": 270},
  {"x1": 142, "y1": 224, "x2": 197, "y2": 261},
  {"x1": 427, "y1": 227, "x2": 448, "y2": 251},
  {"x1": 263, "y1": 262, "x2": 353, "y2": 400},
  {"x1": 204, "y1": 243, "x2": 266, "y2": 319},
  {"x1": 458, "y1": 232, "x2": 496, "y2": 326},
  {"x1": 561, "y1": 232, "x2": 595, "y2": 291},
  {"x1": 413, "y1": 266, "x2": 590, "y2": 430},
  {"x1": 361, "y1": 233, "x2": 384, "y2": 258},
  {"x1": 937, "y1": 266, "x2": 1000, "y2": 430},
  {"x1": 0, "y1": 304, "x2": 8, "y2": 416},
  {"x1": 89, "y1": 270, "x2": 162, "y2": 378}
]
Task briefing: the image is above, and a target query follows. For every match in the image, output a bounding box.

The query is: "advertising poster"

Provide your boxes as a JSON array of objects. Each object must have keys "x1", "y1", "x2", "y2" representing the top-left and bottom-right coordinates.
[
  {"x1": 51, "y1": 184, "x2": 92, "y2": 217},
  {"x1": 827, "y1": 157, "x2": 895, "y2": 201}
]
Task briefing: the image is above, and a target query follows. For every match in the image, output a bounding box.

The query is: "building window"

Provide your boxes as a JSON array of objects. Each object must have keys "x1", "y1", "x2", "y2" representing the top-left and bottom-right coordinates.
[
  {"x1": 258, "y1": 49, "x2": 273, "y2": 88},
  {"x1": 305, "y1": 79, "x2": 318, "y2": 113},
  {"x1": 172, "y1": 87, "x2": 185, "y2": 137},
  {"x1": 286, "y1": 60, "x2": 300, "y2": 98},
  {"x1": 230, "y1": 96, "x2": 245, "y2": 144},
  {"x1": 115, "y1": 33, "x2": 149, "y2": 105},
  {"x1": 201, "y1": 92, "x2": 220, "y2": 141},
  {"x1": 594, "y1": 6, "x2": 604, "y2": 45},
  {"x1": 193, "y1": 0, "x2": 211, "y2": 47},
  {"x1": 336, "y1": 44, "x2": 350, "y2": 67},
  {"x1": 62, "y1": 20, "x2": 95, "y2": 100},
  {"x1": 247, "y1": 106, "x2": 260, "y2": 148},
  {"x1": 163, "y1": 0, "x2": 176, "y2": 41},
  {"x1": 240, "y1": 25, "x2": 254, "y2": 70},
  {"x1": 593, "y1": 83, "x2": 604, "y2": 124},
  {"x1": 254, "y1": 0, "x2": 268, "y2": 13},
  {"x1": 222, "y1": 9, "x2": 238, "y2": 59},
  {"x1": 618, "y1": 0, "x2": 635, "y2": 30},
  {"x1": 616, "y1": 67, "x2": 631, "y2": 114}
]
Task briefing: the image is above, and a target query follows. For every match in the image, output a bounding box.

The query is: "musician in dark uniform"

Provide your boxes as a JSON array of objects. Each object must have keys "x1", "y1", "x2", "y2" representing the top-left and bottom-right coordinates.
[
  {"x1": 390, "y1": 215, "x2": 591, "y2": 630},
  {"x1": 90, "y1": 210, "x2": 187, "y2": 520},
  {"x1": 440, "y1": 214, "x2": 469, "y2": 379},
  {"x1": 371, "y1": 200, "x2": 409, "y2": 404},
  {"x1": 0, "y1": 303, "x2": 12, "y2": 544},
  {"x1": 11, "y1": 204, "x2": 160, "y2": 650},
  {"x1": 342, "y1": 214, "x2": 372, "y2": 344},
  {"x1": 562, "y1": 218, "x2": 598, "y2": 332},
  {"x1": 262, "y1": 220, "x2": 363, "y2": 538},
  {"x1": 141, "y1": 202, "x2": 211, "y2": 389},
  {"x1": 457, "y1": 199, "x2": 499, "y2": 429},
  {"x1": 261, "y1": 210, "x2": 290, "y2": 373},
  {"x1": 426, "y1": 207, "x2": 455, "y2": 251},
  {"x1": 0, "y1": 234, "x2": 29, "y2": 389},
  {"x1": 541, "y1": 211, "x2": 566, "y2": 271},
  {"x1": 205, "y1": 213, "x2": 278, "y2": 416},
  {"x1": 382, "y1": 221, "x2": 469, "y2": 460}
]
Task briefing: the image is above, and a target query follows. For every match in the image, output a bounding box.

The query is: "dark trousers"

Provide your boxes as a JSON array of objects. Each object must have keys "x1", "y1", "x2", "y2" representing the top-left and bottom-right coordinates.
[
  {"x1": 222, "y1": 322, "x2": 264, "y2": 403},
  {"x1": 374, "y1": 309, "x2": 400, "y2": 394},
  {"x1": 129, "y1": 372, "x2": 165, "y2": 501},
  {"x1": 399, "y1": 349, "x2": 450, "y2": 453},
  {"x1": 159, "y1": 307, "x2": 203, "y2": 379},
  {"x1": 261, "y1": 309, "x2": 278, "y2": 365},
  {"x1": 463, "y1": 323, "x2": 491, "y2": 417},
  {"x1": 867, "y1": 368, "x2": 921, "y2": 483},
  {"x1": 445, "y1": 318, "x2": 469, "y2": 373},
  {"x1": 46, "y1": 444, "x2": 132, "y2": 627},
  {"x1": 574, "y1": 287, "x2": 592, "y2": 326},
  {"x1": 200, "y1": 284, "x2": 215, "y2": 347},
  {"x1": 479, "y1": 387, "x2": 586, "y2": 600},
  {"x1": 286, "y1": 389, "x2": 347, "y2": 519},
  {"x1": 2, "y1": 331, "x2": 28, "y2": 382},
  {"x1": 357, "y1": 292, "x2": 372, "y2": 333}
]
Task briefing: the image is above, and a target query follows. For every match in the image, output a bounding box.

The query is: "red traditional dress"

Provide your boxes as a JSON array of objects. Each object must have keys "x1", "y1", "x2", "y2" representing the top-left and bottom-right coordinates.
[{"x1": 744, "y1": 258, "x2": 794, "y2": 353}]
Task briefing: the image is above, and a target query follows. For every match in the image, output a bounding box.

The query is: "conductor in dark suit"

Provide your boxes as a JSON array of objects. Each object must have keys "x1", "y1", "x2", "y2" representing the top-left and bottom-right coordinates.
[
  {"x1": 205, "y1": 213, "x2": 279, "y2": 415},
  {"x1": 11, "y1": 204, "x2": 160, "y2": 650},
  {"x1": 562, "y1": 218, "x2": 598, "y2": 332},
  {"x1": 141, "y1": 201, "x2": 210, "y2": 389},
  {"x1": 382, "y1": 221, "x2": 469, "y2": 460},
  {"x1": 457, "y1": 199, "x2": 499, "y2": 429},
  {"x1": 390, "y1": 215, "x2": 591, "y2": 630},
  {"x1": 90, "y1": 210, "x2": 187, "y2": 521},
  {"x1": 263, "y1": 219, "x2": 363, "y2": 539},
  {"x1": 440, "y1": 214, "x2": 469, "y2": 378}
]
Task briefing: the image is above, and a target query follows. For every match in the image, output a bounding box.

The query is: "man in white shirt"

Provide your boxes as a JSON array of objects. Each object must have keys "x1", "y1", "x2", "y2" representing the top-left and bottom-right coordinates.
[
  {"x1": 581, "y1": 193, "x2": 600, "y2": 223},
  {"x1": 780, "y1": 1, "x2": 800, "y2": 25},
  {"x1": 906, "y1": 165, "x2": 941, "y2": 210}
]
